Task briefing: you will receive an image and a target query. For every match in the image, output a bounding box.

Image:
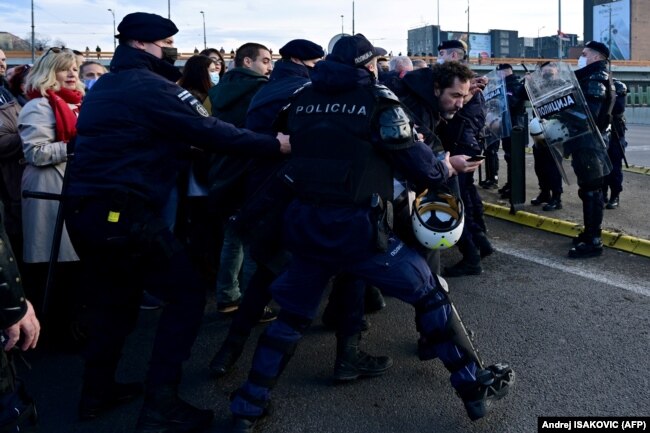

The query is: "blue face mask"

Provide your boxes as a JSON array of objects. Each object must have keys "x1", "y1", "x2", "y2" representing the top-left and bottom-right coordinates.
[
  {"x1": 84, "y1": 79, "x2": 98, "y2": 90},
  {"x1": 209, "y1": 72, "x2": 220, "y2": 86}
]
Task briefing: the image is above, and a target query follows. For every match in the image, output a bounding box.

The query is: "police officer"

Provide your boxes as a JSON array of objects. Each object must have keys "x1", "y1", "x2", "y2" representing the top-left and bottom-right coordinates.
[
  {"x1": 570, "y1": 41, "x2": 615, "y2": 258},
  {"x1": 529, "y1": 62, "x2": 564, "y2": 210},
  {"x1": 493, "y1": 64, "x2": 528, "y2": 199},
  {"x1": 603, "y1": 77, "x2": 627, "y2": 209},
  {"x1": 228, "y1": 34, "x2": 514, "y2": 433},
  {"x1": 209, "y1": 39, "x2": 390, "y2": 382},
  {"x1": 62, "y1": 12, "x2": 289, "y2": 433}
]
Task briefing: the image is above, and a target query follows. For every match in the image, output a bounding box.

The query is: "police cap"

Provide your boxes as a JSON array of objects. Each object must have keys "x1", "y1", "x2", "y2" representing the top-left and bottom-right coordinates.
[
  {"x1": 116, "y1": 12, "x2": 179, "y2": 42},
  {"x1": 279, "y1": 39, "x2": 325, "y2": 61},
  {"x1": 585, "y1": 40, "x2": 610, "y2": 59},
  {"x1": 329, "y1": 34, "x2": 387, "y2": 67},
  {"x1": 437, "y1": 39, "x2": 467, "y2": 53},
  {"x1": 496, "y1": 63, "x2": 513, "y2": 71}
]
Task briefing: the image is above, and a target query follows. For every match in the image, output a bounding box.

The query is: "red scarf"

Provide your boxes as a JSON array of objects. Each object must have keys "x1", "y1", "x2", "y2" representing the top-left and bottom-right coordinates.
[{"x1": 27, "y1": 87, "x2": 82, "y2": 143}]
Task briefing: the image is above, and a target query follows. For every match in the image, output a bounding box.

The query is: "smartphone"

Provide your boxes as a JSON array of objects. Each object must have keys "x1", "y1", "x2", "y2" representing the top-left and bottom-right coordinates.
[{"x1": 468, "y1": 155, "x2": 486, "y2": 162}]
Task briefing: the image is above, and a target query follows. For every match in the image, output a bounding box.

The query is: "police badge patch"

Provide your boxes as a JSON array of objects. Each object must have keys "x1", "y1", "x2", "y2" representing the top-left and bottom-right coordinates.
[{"x1": 177, "y1": 90, "x2": 210, "y2": 117}]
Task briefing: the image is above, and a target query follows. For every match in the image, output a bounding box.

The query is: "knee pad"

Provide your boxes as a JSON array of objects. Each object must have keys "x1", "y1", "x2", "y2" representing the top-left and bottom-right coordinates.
[
  {"x1": 415, "y1": 287, "x2": 483, "y2": 372},
  {"x1": 247, "y1": 311, "x2": 312, "y2": 390}
]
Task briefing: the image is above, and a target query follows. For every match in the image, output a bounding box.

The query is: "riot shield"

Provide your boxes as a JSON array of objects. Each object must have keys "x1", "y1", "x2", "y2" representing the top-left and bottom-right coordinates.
[
  {"x1": 482, "y1": 70, "x2": 512, "y2": 146},
  {"x1": 524, "y1": 61, "x2": 612, "y2": 185}
]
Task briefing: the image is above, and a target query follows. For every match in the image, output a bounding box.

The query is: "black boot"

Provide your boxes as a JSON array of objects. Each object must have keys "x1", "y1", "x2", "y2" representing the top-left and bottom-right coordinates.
[
  {"x1": 542, "y1": 193, "x2": 562, "y2": 211},
  {"x1": 442, "y1": 249, "x2": 482, "y2": 277},
  {"x1": 79, "y1": 381, "x2": 144, "y2": 420},
  {"x1": 333, "y1": 333, "x2": 393, "y2": 382},
  {"x1": 530, "y1": 191, "x2": 551, "y2": 206},
  {"x1": 569, "y1": 189, "x2": 604, "y2": 258},
  {"x1": 473, "y1": 232, "x2": 495, "y2": 258},
  {"x1": 606, "y1": 194, "x2": 620, "y2": 209},
  {"x1": 568, "y1": 237, "x2": 603, "y2": 258},
  {"x1": 364, "y1": 285, "x2": 386, "y2": 314},
  {"x1": 208, "y1": 334, "x2": 247, "y2": 378},
  {"x1": 135, "y1": 385, "x2": 214, "y2": 433},
  {"x1": 458, "y1": 363, "x2": 515, "y2": 421}
]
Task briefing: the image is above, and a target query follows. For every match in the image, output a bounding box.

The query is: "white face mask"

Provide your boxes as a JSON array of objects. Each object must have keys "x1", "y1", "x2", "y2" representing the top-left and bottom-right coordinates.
[
  {"x1": 436, "y1": 57, "x2": 445, "y2": 65},
  {"x1": 209, "y1": 72, "x2": 220, "y2": 86},
  {"x1": 577, "y1": 56, "x2": 588, "y2": 69}
]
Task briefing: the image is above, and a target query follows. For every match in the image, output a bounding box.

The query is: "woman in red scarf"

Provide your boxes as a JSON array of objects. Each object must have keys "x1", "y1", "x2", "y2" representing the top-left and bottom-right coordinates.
[{"x1": 17, "y1": 47, "x2": 85, "y2": 345}]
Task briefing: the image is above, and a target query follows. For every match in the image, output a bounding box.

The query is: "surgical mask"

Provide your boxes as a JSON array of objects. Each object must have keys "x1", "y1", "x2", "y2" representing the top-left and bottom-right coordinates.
[
  {"x1": 577, "y1": 56, "x2": 588, "y2": 69},
  {"x1": 84, "y1": 79, "x2": 98, "y2": 90},
  {"x1": 153, "y1": 43, "x2": 178, "y2": 65},
  {"x1": 436, "y1": 57, "x2": 445, "y2": 64},
  {"x1": 209, "y1": 72, "x2": 220, "y2": 86}
]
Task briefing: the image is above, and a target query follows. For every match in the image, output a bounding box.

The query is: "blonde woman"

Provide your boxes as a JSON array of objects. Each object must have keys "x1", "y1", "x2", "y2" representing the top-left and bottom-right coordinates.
[{"x1": 18, "y1": 47, "x2": 85, "y2": 345}]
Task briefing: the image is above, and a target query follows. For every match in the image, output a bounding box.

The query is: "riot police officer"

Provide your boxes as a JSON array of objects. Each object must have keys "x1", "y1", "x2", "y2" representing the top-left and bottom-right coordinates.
[
  {"x1": 570, "y1": 41, "x2": 616, "y2": 258},
  {"x1": 63, "y1": 12, "x2": 289, "y2": 433},
  {"x1": 228, "y1": 34, "x2": 514, "y2": 433},
  {"x1": 603, "y1": 78, "x2": 627, "y2": 209},
  {"x1": 493, "y1": 63, "x2": 528, "y2": 200}
]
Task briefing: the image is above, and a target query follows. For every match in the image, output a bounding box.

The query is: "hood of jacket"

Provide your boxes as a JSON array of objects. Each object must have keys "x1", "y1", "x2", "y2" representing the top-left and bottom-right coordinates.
[
  {"x1": 400, "y1": 68, "x2": 440, "y2": 114},
  {"x1": 309, "y1": 59, "x2": 375, "y2": 93}
]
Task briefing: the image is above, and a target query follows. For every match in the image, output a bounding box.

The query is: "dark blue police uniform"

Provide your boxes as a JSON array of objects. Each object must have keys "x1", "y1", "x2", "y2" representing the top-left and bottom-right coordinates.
[
  {"x1": 570, "y1": 58, "x2": 615, "y2": 257},
  {"x1": 229, "y1": 35, "x2": 513, "y2": 432},
  {"x1": 63, "y1": 34, "x2": 283, "y2": 431},
  {"x1": 603, "y1": 78, "x2": 627, "y2": 208}
]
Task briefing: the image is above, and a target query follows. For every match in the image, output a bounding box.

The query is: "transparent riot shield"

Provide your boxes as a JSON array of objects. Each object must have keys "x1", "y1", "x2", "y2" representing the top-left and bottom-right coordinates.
[
  {"x1": 524, "y1": 61, "x2": 612, "y2": 185},
  {"x1": 482, "y1": 70, "x2": 512, "y2": 146}
]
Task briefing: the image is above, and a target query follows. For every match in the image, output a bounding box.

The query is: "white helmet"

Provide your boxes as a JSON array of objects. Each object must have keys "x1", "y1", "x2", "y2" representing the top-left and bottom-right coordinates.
[
  {"x1": 529, "y1": 117, "x2": 546, "y2": 146},
  {"x1": 411, "y1": 191, "x2": 464, "y2": 250},
  {"x1": 543, "y1": 118, "x2": 570, "y2": 144}
]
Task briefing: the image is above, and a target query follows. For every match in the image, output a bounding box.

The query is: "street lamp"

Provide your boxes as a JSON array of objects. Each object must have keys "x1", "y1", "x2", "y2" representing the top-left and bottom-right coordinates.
[
  {"x1": 107, "y1": 8, "x2": 116, "y2": 51},
  {"x1": 200, "y1": 11, "x2": 206, "y2": 50},
  {"x1": 341, "y1": 15, "x2": 344, "y2": 35},
  {"x1": 537, "y1": 26, "x2": 545, "y2": 58}
]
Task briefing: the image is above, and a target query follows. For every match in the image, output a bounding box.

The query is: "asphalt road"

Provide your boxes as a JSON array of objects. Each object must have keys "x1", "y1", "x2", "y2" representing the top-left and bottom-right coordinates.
[
  {"x1": 16, "y1": 124, "x2": 650, "y2": 433},
  {"x1": 623, "y1": 123, "x2": 650, "y2": 167},
  {"x1": 20, "y1": 217, "x2": 649, "y2": 433}
]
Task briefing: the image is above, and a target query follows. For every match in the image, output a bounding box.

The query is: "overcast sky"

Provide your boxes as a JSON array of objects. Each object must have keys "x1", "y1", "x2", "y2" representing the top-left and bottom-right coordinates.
[{"x1": 2, "y1": 0, "x2": 584, "y2": 55}]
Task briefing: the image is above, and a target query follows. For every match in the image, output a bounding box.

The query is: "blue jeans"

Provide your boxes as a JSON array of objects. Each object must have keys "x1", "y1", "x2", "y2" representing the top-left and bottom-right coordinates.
[{"x1": 215, "y1": 221, "x2": 257, "y2": 304}]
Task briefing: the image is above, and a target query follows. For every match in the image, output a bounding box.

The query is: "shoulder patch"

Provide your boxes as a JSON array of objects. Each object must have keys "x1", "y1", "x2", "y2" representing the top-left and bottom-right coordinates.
[{"x1": 177, "y1": 89, "x2": 209, "y2": 117}]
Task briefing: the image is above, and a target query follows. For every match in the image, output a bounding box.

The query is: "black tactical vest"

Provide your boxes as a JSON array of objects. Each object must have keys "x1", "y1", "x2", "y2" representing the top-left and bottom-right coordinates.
[{"x1": 286, "y1": 84, "x2": 393, "y2": 206}]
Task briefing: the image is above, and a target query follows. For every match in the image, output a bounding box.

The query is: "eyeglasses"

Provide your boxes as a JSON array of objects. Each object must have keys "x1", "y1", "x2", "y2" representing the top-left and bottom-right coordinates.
[{"x1": 43, "y1": 47, "x2": 71, "y2": 57}]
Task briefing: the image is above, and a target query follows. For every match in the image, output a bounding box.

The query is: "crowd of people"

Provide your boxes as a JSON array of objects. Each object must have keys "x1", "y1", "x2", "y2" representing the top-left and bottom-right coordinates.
[{"x1": 0, "y1": 10, "x2": 627, "y2": 433}]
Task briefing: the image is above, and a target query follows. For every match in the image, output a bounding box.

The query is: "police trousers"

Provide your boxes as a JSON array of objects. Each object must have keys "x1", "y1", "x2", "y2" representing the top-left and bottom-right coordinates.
[{"x1": 64, "y1": 195, "x2": 207, "y2": 390}]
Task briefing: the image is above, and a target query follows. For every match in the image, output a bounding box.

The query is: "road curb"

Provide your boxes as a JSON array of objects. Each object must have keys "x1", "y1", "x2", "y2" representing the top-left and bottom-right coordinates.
[
  {"x1": 483, "y1": 202, "x2": 650, "y2": 258},
  {"x1": 523, "y1": 147, "x2": 650, "y2": 176}
]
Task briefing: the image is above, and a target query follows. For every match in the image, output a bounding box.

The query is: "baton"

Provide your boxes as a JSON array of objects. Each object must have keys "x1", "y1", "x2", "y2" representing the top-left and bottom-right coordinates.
[{"x1": 21, "y1": 153, "x2": 74, "y2": 314}]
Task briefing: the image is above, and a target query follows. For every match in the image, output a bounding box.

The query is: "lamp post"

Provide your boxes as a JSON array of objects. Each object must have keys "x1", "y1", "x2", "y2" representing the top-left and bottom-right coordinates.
[
  {"x1": 107, "y1": 8, "x2": 116, "y2": 51},
  {"x1": 168, "y1": 0, "x2": 171, "y2": 19},
  {"x1": 437, "y1": 0, "x2": 440, "y2": 49},
  {"x1": 31, "y1": 0, "x2": 35, "y2": 63},
  {"x1": 200, "y1": 11, "x2": 206, "y2": 50},
  {"x1": 341, "y1": 15, "x2": 344, "y2": 35},
  {"x1": 537, "y1": 26, "x2": 545, "y2": 58}
]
